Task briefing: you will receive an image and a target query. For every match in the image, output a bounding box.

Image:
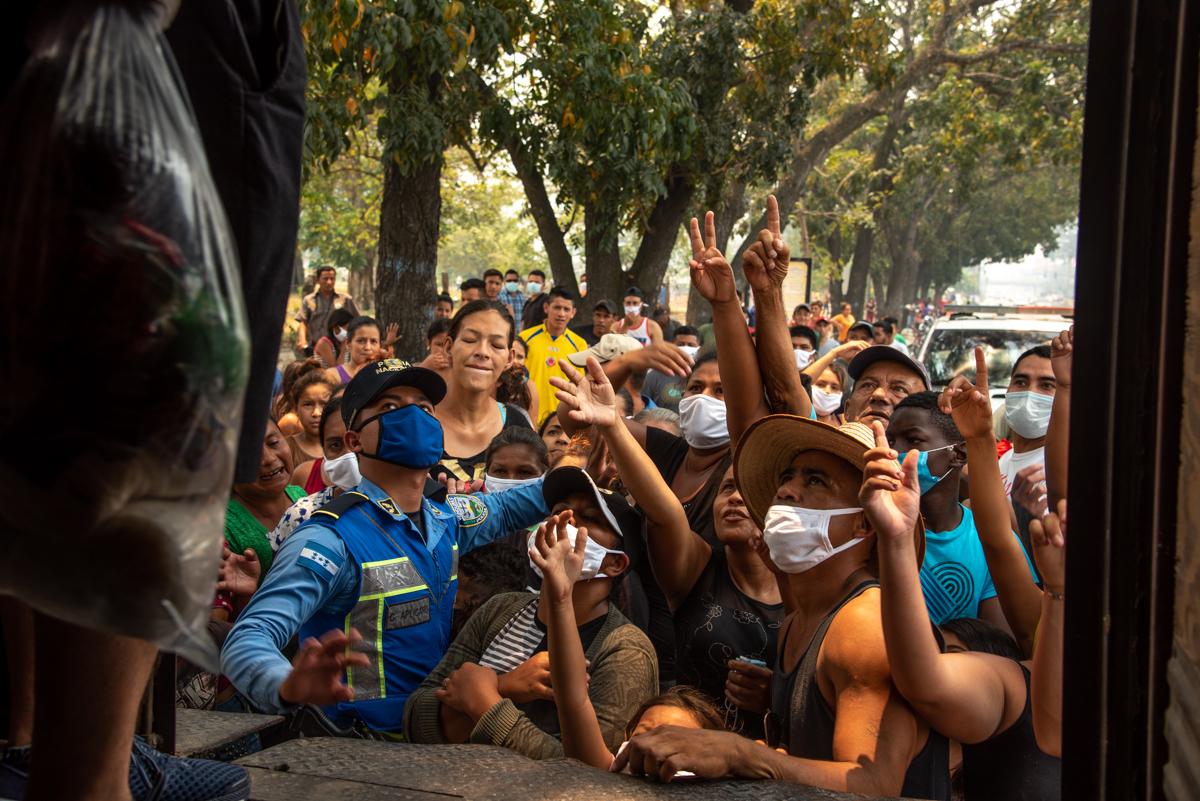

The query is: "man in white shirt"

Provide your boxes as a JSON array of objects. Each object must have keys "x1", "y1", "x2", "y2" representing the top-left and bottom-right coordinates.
[{"x1": 998, "y1": 345, "x2": 1057, "y2": 510}]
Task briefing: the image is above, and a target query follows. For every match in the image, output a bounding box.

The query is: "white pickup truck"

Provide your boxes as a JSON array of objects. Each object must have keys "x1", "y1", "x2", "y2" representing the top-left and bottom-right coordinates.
[{"x1": 914, "y1": 307, "x2": 1072, "y2": 434}]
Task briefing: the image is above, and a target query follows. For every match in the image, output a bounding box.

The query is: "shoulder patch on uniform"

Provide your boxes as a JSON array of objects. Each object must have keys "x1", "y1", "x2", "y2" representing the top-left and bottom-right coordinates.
[
  {"x1": 297, "y1": 540, "x2": 344, "y2": 582},
  {"x1": 447, "y1": 494, "x2": 489, "y2": 527}
]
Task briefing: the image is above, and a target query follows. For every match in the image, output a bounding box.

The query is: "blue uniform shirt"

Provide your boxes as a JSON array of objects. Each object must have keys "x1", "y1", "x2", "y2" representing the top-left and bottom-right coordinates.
[{"x1": 221, "y1": 476, "x2": 548, "y2": 714}]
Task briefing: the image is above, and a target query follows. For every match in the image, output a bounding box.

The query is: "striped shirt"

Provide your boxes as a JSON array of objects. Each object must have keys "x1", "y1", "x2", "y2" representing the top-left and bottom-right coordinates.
[{"x1": 478, "y1": 600, "x2": 542, "y2": 673}]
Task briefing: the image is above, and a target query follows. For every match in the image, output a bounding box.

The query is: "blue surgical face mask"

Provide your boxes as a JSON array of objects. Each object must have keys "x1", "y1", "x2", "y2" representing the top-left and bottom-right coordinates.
[
  {"x1": 899, "y1": 444, "x2": 958, "y2": 495},
  {"x1": 505, "y1": 281, "x2": 521, "y2": 293},
  {"x1": 354, "y1": 404, "x2": 444, "y2": 470}
]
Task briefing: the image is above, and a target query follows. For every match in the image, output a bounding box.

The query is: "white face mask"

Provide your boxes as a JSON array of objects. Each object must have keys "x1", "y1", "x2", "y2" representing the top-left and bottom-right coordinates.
[
  {"x1": 527, "y1": 523, "x2": 623, "y2": 581},
  {"x1": 763, "y1": 505, "x2": 864, "y2": 573},
  {"x1": 1004, "y1": 391, "x2": 1054, "y2": 438},
  {"x1": 320, "y1": 451, "x2": 361, "y2": 490},
  {"x1": 678, "y1": 344, "x2": 700, "y2": 359},
  {"x1": 677, "y1": 393, "x2": 730, "y2": 450},
  {"x1": 625, "y1": 304, "x2": 643, "y2": 316},
  {"x1": 794, "y1": 348, "x2": 814, "y2": 368},
  {"x1": 580, "y1": 281, "x2": 588, "y2": 294},
  {"x1": 812, "y1": 387, "x2": 843, "y2": 415},
  {"x1": 334, "y1": 328, "x2": 348, "y2": 342},
  {"x1": 485, "y1": 473, "x2": 541, "y2": 493}
]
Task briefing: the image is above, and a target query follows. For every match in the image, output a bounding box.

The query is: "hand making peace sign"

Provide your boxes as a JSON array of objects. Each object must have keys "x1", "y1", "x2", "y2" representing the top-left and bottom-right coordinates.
[{"x1": 688, "y1": 210, "x2": 738, "y2": 305}]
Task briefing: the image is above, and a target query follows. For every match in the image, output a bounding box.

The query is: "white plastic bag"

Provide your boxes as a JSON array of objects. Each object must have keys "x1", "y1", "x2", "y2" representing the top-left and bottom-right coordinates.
[{"x1": 0, "y1": 2, "x2": 248, "y2": 669}]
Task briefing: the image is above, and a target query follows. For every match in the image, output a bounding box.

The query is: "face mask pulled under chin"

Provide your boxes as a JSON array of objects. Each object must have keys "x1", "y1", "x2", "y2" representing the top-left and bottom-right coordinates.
[
  {"x1": 527, "y1": 523, "x2": 624, "y2": 582},
  {"x1": 677, "y1": 393, "x2": 730, "y2": 450},
  {"x1": 1004, "y1": 391, "x2": 1053, "y2": 438},
  {"x1": 320, "y1": 451, "x2": 362, "y2": 490},
  {"x1": 762, "y1": 505, "x2": 864, "y2": 573},
  {"x1": 354, "y1": 404, "x2": 444, "y2": 470},
  {"x1": 484, "y1": 473, "x2": 541, "y2": 493}
]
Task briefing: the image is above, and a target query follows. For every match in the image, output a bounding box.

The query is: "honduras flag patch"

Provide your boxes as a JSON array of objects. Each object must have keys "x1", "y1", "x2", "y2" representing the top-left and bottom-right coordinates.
[{"x1": 298, "y1": 541, "x2": 343, "y2": 582}]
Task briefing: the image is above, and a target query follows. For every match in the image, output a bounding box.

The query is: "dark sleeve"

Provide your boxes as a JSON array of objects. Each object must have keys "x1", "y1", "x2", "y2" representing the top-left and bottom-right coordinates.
[{"x1": 503, "y1": 405, "x2": 533, "y2": 431}]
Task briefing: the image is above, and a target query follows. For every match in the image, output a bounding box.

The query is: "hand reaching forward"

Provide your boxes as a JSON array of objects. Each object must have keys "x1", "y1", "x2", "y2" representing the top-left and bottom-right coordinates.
[
  {"x1": 742, "y1": 195, "x2": 790, "y2": 293},
  {"x1": 859, "y1": 421, "x2": 920, "y2": 543},
  {"x1": 529, "y1": 510, "x2": 588, "y2": 604},
  {"x1": 1029, "y1": 499, "x2": 1067, "y2": 594},
  {"x1": 1050, "y1": 325, "x2": 1073, "y2": 389},
  {"x1": 688, "y1": 211, "x2": 738, "y2": 305},
  {"x1": 278, "y1": 627, "x2": 370, "y2": 706},
  {"x1": 218, "y1": 543, "x2": 261, "y2": 597},
  {"x1": 550, "y1": 356, "x2": 619, "y2": 429},
  {"x1": 940, "y1": 346, "x2": 994, "y2": 440}
]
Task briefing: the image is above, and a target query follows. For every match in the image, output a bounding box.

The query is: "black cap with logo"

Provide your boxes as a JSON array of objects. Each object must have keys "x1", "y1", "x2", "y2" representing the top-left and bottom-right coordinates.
[{"x1": 341, "y1": 359, "x2": 447, "y2": 428}]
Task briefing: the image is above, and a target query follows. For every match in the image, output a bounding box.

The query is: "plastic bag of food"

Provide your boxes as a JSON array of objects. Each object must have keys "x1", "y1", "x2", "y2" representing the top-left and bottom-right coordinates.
[{"x1": 0, "y1": 2, "x2": 248, "y2": 669}]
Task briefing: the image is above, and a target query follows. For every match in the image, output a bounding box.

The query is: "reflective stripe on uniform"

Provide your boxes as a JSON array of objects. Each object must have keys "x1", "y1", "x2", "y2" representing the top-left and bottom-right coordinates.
[{"x1": 344, "y1": 557, "x2": 428, "y2": 701}]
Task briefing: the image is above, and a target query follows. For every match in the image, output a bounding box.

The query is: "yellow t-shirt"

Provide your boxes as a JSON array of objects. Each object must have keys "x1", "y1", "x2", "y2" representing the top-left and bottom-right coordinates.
[
  {"x1": 831, "y1": 313, "x2": 856, "y2": 342},
  {"x1": 520, "y1": 324, "x2": 588, "y2": 426}
]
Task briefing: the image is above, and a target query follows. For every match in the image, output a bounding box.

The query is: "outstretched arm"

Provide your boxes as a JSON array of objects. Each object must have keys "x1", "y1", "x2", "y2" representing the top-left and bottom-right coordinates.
[
  {"x1": 942, "y1": 348, "x2": 1042, "y2": 655},
  {"x1": 1045, "y1": 327, "x2": 1072, "y2": 508},
  {"x1": 1029, "y1": 501, "x2": 1066, "y2": 757},
  {"x1": 530, "y1": 513, "x2": 614, "y2": 769},
  {"x1": 861, "y1": 422, "x2": 1011, "y2": 744},
  {"x1": 688, "y1": 211, "x2": 769, "y2": 445},
  {"x1": 743, "y1": 195, "x2": 809, "y2": 418},
  {"x1": 803, "y1": 340, "x2": 871, "y2": 382},
  {"x1": 552, "y1": 358, "x2": 711, "y2": 609}
]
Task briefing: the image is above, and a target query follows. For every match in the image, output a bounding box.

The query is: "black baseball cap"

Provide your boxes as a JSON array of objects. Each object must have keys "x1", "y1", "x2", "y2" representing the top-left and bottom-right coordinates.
[
  {"x1": 623, "y1": 287, "x2": 644, "y2": 299},
  {"x1": 847, "y1": 345, "x2": 931, "y2": 390},
  {"x1": 848, "y1": 321, "x2": 876, "y2": 338},
  {"x1": 593, "y1": 299, "x2": 618, "y2": 314},
  {"x1": 341, "y1": 359, "x2": 447, "y2": 428},
  {"x1": 542, "y1": 466, "x2": 640, "y2": 542}
]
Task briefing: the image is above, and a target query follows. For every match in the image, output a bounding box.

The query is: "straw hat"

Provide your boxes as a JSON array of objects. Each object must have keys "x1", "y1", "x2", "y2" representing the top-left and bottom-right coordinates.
[{"x1": 733, "y1": 415, "x2": 925, "y2": 565}]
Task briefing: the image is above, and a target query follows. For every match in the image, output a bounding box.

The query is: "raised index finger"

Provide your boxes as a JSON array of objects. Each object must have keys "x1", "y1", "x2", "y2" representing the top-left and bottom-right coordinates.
[
  {"x1": 766, "y1": 194, "x2": 781, "y2": 237},
  {"x1": 973, "y1": 346, "x2": 989, "y2": 393}
]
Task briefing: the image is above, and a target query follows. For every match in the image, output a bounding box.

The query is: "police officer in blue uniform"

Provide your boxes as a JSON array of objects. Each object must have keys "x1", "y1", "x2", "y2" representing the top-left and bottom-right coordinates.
[{"x1": 221, "y1": 359, "x2": 550, "y2": 734}]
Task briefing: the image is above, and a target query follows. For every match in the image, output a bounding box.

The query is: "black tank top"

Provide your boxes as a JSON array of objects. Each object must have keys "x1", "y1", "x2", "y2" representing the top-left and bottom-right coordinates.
[
  {"x1": 673, "y1": 551, "x2": 785, "y2": 739},
  {"x1": 768, "y1": 581, "x2": 950, "y2": 800},
  {"x1": 962, "y1": 664, "x2": 1061, "y2": 800}
]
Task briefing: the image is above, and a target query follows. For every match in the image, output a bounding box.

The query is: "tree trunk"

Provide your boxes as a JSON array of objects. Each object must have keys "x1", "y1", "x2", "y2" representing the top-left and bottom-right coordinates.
[
  {"x1": 845, "y1": 97, "x2": 905, "y2": 315},
  {"x1": 883, "y1": 214, "x2": 921, "y2": 320},
  {"x1": 687, "y1": 181, "x2": 746, "y2": 325},
  {"x1": 628, "y1": 171, "x2": 694, "y2": 304},
  {"x1": 583, "y1": 203, "x2": 624, "y2": 313},
  {"x1": 376, "y1": 155, "x2": 442, "y2": 362}
]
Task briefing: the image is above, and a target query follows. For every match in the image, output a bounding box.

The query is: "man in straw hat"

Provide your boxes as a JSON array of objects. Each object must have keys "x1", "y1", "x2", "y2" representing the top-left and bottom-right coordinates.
[{"x1": 615, "y1": 413, "x2": 949, "y2": 799}]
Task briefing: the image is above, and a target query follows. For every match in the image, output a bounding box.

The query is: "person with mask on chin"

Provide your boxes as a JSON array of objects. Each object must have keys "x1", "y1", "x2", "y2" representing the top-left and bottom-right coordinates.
[
  {"x1": 885, "y1": 387, "x2": 1036, "y2": 643},
  {"x1": 614, "y1": 416, "x2": 949, "y2": 800},
  {"x1": 403, "y1": 466, "x2": 657, "y2": 759},
  {"x1": 220, "y1": 360, "x2": 551, "y2": 737},
  {"x1": 554, "y1": 356, "x2": 783, "y2": 739}
]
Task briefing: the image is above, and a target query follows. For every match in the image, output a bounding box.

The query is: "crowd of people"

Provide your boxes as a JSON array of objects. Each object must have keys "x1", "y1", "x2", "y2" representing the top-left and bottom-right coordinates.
[{"x1": 159, "y1": 197, "x2": 1070, "y2": 799}]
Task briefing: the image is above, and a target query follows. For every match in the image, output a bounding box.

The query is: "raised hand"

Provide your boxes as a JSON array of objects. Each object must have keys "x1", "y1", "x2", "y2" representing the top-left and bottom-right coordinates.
[
  {"x1": 529, "y1": 510, "x2": 588, "y2": 604},
  {"x1": 1029, "y1": 499, "x2": 1067, "y2": 594},
  {"x1": 621, "y1": 341, "x2": 694, "y2": 378},
  {"x1": 383, "y1": 322, "x2": 400, "y2": 346},
  {"x1": 550, "y1": 356, "x2": 619, "y2": 429},
  {"x1": 939, "y1": 346, "x2": 994, "y2": 440},
  {"x1": 217, "y1": 543, "x2": 261, "y2": 597},
  {"x1": 688, "y1": 211, "x2": 738, "y2": 305},
  {"x1": 1050, "y1": 326, "x2": 1073, "y2": 388},
  {"x1": 859, "y1": 421, "x2": 920, "y2": 542},
  {"x1": 830, "y1": 340, "x2": 871, "y2": 360},
  {"x1": 742, "y1": 195, "x2": 790, "y2": 293},
  {"x1": 279, "y1": 627, "x2": 370, "y2": 706}
]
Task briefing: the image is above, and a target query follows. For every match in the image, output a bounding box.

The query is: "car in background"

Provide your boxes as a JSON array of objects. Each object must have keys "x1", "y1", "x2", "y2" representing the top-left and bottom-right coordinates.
[{"x1": 916, "y1": 306, "x2": 1072, "y2": 435}]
